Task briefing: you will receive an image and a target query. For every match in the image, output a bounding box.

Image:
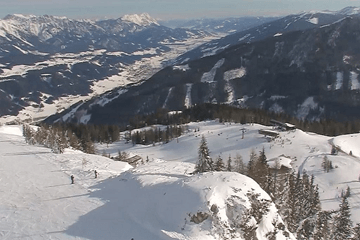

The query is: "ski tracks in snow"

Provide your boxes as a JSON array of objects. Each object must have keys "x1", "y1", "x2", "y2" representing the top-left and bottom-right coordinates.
[{"x1": 0, "y1": 133, "x2": 102, "y2": 239}]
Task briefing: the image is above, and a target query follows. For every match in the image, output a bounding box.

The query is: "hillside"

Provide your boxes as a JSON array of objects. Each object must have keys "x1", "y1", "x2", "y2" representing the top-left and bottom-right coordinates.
[
  {"x1": 47, "y1": 16, "x2": 360, "y2": 125},
  {"x1": 175, "y1": 7, "x2": 360, "y2": 63},
  {"x1": 0, "y1": 124, "x2": 294, "y2": 239},
  {"x1": 98, "y1": 120, "x2": 360, "y2": 224},
  {"x1": 0, "y1": 13, "x2": 214, "y2": 123}
]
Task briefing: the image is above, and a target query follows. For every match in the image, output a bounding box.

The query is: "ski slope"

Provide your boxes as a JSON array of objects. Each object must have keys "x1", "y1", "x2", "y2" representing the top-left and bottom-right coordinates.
[
  {"x1": 0, "y1": 126, "x2": 131, "y2": 239},
  {"x1": 0, "y1": 124, "x2": 294, "y2": 239},
  {"x1": 98, "y1": 120, "x2": 360, "y2": 223},
  {"x1": 1, "y1": 120, "x2": 360, "y2": 239}
]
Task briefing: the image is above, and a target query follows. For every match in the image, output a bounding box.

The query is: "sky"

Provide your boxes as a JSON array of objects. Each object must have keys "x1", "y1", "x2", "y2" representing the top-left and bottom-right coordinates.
[{"x1": 1, "y1": 0, "x2": 360, "y2": 20}]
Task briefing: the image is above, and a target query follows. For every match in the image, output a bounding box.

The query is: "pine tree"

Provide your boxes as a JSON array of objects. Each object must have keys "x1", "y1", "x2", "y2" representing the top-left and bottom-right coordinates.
[
  {"x1": 214, "y1": 155, "x2": 225, "y2": 171},
  {"x1": 332, "y1": 197, "x2": 352, "y2": 240},
  {"x1": 283, "y1": 172, "x2": 298, "y2": 233},
  {"x1": 296, "y1": 218, "x2": 315, "y2": 240},
  {"x1": 227, "y1": 155, "x2": 232, "y2": 172},
  {"x1": 352, "y1": 223, "x2": 360, "y2": 240},
  {"x1": 81, "y1": 133, "x2": 95, "y2": 154},
  {"x1": 194, "y1": 135, "x2": 213, "y2": 173},
  {"x1": 300, "y1": 171, "x2": 312, "y2": 220},
  {"x1": 233, "y1": 153, "x2": 246, "y2": 174},
  {"x1": 247, "y1": 149, "x2": 257, "y2": 179},
  {"x1": 313, "y1": 211, "x2": 332, "y2": 240},
  {"x1": 253, "y1": 148, "x2": 270, "y2": 190}
]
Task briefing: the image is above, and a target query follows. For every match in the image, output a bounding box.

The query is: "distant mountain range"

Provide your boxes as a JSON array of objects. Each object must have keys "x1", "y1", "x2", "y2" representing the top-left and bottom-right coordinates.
[
  {"x1": 2, "y1": 7, "x2": 360, "y2": 125},
  {"x1": 44, "y1": 11, "x2": 360, "y2": 125},
  {"x1": 160, "y1": 16, "x2": 279, "y2": 34},
  {"x1": 175, "y1": 7, "x2": 360, "y2": 63},
  {"x1": 0, "y1": 13, "x2": 213, "y2": 119}
]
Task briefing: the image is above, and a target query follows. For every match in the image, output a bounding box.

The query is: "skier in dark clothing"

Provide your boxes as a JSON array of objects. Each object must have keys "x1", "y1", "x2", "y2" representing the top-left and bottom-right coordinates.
[
  {"x1": 71, "y1": 175, "x2": 74, "y2": 184},
  {"x1": 94, "y1": 170, "x2": 98, "y2": 179}
]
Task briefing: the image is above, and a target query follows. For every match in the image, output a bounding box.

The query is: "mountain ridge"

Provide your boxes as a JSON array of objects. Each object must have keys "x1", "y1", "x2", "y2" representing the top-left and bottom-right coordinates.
[{"x1": 44, "y1": 16, "x2": 360, "y2": 125}]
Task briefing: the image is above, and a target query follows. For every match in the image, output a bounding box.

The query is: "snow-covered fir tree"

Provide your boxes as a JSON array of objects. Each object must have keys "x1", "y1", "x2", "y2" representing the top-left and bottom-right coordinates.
[
  {"x1": 313, "y1": 211, "x2": 332, "y2": 240},
  {"x1": 194, "y1": 135, "x2": 213, "y2": 173},
  {"x1": 226, "y1": 155, "x2": 232, "y2": 172},
  {"x1": 214, "y1": 155, "x2": 225, "y2": 171},
  {"x1": 247, "y1": 149, "x2": 257, "y2": 179},
  {"x1": 332, "y1": 196, "x2": 352, "y2": 240},
  {"x1": 352, "y1": 223, "x2": 360, "y2": 240},
  {"x1": 233, "y1": 153, "x2": 246, "y2": 174}
]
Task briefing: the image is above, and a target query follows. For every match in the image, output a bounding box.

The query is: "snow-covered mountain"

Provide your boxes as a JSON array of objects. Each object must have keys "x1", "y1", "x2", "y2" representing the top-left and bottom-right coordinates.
[
  {"x1": 176, "y1": 6, "x2": 360, "y2": 63},
  {"x1": 160, "y1": 16, "x2": 279, "y2": 34},
  {"x1": 0, "y1": 123, "x2": 294, "y2": 239},
  {"x1": 2, "y1": 119, "x2": 360, "y2": 239},
  {"x1": 46, "y1": 15, "x2": 360, "y2": 124},
  {"x1": 0, "y1": 13, "x2": 214, "y2": 123},
  {"x1": 98, "y1": 120, "x2": 360, "y2": 226}
]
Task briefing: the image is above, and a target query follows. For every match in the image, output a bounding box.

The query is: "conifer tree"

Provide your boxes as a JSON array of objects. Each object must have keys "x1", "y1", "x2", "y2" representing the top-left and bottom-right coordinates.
[
  {"x1": 233, "y1": 153, "x2": 246, "y2": 174},
  {"x1": 247, "y1": 149, "x2": 257, "y2": 179},
  {"x1": 283, "y1": 172, "x2": 298, "y2": 233},
  {"x1": 300, "y1": 171, "x2": 312, "y2": 220},
  {"x1": 214, "y1": 155, "x2": 225, "y2": 171},
  {"x1": 352, "y1": 223, "x2": 360, "y2": 240},
  {"x1": 296, "y1": 218, "x2": 314, "y2": 240},
  {"x1": 227, "y1": 155, "x2": 232, "y2": 172},
  {"x1": 194, "y1": 135, "x2": 213, "y2": 173},
  {"x1": 313, "y1": 211, "x2": 332, "y2": 240},
  {"x1": 253, "y1": 148, "x2": 270, "y2": 190},
  {"x1": 332, "y1": 196, "x2": 352, "y2": 240}
]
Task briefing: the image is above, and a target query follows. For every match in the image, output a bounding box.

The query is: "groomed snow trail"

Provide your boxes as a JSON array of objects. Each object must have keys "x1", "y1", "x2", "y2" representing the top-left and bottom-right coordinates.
[{"x1": 0, "y1": 130, "x2": 104, "y2": 239}]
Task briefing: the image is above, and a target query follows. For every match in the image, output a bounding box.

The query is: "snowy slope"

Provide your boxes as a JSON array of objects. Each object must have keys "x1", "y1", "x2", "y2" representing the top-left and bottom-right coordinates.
[
  {"x1": 2, "y1": 120, "x2": 360, "y2": 239},
  {"x1": 98, "y1": 120, "x2": 360, "y2": 224},
  {"x1": 0, "y1": 123, "x2": 294, "y2": 239},
  {"x1": 68, "y1": 162, "x2": 294, "y2": 240},
  {"x1": 0, "y1": 125, "x2": 131, "y2": 239}
]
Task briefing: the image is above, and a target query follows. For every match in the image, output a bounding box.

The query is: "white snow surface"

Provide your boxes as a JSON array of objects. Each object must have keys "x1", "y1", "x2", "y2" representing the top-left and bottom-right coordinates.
[
  {"x1": 335, "y1": 71, "x2": 344, "y2": 90},
  {"x1": 201, "y1": 58, "x2": 225, "y2": 83},
  {"x1": 184, "y1": 83, "x2": 193, "y2": 108},
  {"x1": 350, "y1": 71, "x2": 360, "y2": 90},
  {"x1": 0, "y1": 125, "x2": 131, "y2": 239},
  {"x1": 223, "y1": 67, "x2": 246, "y2": 81},
  {"x1": 268, "y1": 156, "x2": 293, "y2": 169},
  {"x1": 223, "y1": 68, "x2": 246, "y2": 103},
  {"x1": 333, "y1": 133, "x2": 360, "y2": 158},
  {"x1": 269, "y1": 103, "x2": 284, "y2": 113},
  {"x1": 98, "y1": 120, "x2": 360, "y2": 225},
  {"x1": 0, "y1": 124, "x2": 295, "y2": 240},
  {"x1": 3, "y1": 120, "x2": 360, "y2": 238},
  {"x1": 296, "y1": 96, "x2": 318, "y2": 120},
  {"x1": 172, "y1": 64, "x2": 190, "y2": 71},
  {"x1": 121, "y1": 13, "x2": 159, "y2": 26},
  {"x1": 163, "y1": 87, "x2": 174, "y2": 108},
  {"x1": 308, "y1": 17, "x2": 319, "y2": 24},
  {"x1": 269, "y1": 95, "x2": 288, "y2": 101}
]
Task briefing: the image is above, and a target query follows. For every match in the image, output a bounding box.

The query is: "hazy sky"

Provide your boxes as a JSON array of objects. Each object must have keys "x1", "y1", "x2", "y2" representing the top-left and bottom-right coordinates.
[{"x1": 1, "y1": 0, "x2": 360, "y2": 20}]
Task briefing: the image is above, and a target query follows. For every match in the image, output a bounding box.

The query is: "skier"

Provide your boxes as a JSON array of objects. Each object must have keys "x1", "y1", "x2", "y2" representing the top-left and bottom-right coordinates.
[
  {"x1": 71, "y1": 175, "x2": 74, "y2": 184},
  {"x1": 94, "y1": 170, "x2": 98, "y2": 179}
]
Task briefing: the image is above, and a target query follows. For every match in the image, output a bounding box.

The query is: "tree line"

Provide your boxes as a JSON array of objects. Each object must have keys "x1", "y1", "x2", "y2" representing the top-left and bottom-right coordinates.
[
  {"x1": 195, "y1": 135, "x2": 359, "y2": 239},
  {"x1": 128, "y1": 125, "x2": 187, "y2": 145},
  {"x1": 125, "y1": 104, "x2": 360, "y2": 137},
  {"x1": 22, "y1": 124, "x2": 95, "y2": 154}
]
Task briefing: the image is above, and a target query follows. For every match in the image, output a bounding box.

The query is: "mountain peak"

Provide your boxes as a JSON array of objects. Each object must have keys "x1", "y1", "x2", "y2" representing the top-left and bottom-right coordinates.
[
  {"x1": 338, "y1": 6, "x2": 360, "y2": 15},
  {"x1": 3, "y1": 14, "x2": 37, "y2": 20},
  {"x1": 121, "y1": 13, "x2": 159, "y2": 26}
]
